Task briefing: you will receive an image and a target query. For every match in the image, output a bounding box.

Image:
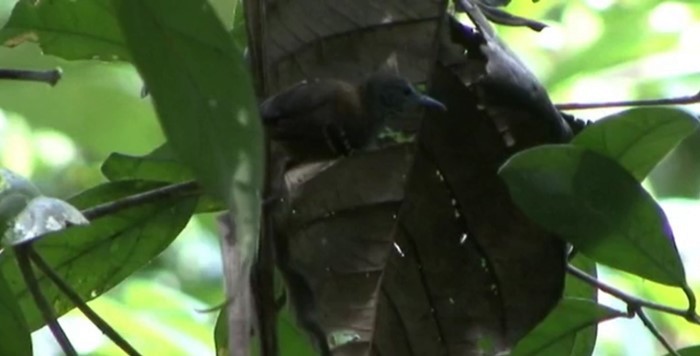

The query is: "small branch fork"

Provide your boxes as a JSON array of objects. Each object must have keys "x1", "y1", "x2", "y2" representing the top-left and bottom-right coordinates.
[
  {"x1": 15, "y1": 244, "x2": 77, "y2": 356},
  {"x1": 555, "y1": 91, "x2": 700, "y2": 111},
  {"x1": 567, "y1": 265, "x2": 699, "y2": 356},
  {"x1": 14, "y1": 180, "x2": 201, "y2": 355}
]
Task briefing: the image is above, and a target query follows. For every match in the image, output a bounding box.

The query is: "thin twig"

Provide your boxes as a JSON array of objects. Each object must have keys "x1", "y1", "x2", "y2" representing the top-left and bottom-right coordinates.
[
  {"x1": 253, "y1": 224, "x2": 278, "y2": 356},
  {"x1": 81, "y1": 180, "x2": 201, "y2": 220},
  {"x1": 555, "y1": 91, "x2": 700, "y2": 110},
  {"x1": 254, "y1": 152, "x2": 280, "y2": 356},
  {"x1": 0, "y1": 68, "x2": 62, "y2": 86},
  {"x1": 14, "y1": 180, "x2": 201, "y2": 354},
  {"x1": 27, "y1": 246, "x2": 141, "y2": 356},
  {"x1": 14, "y1": 245, "x2": 77, "y2": 356},
  {"x1": 566, "y1": 265, "x2": 700, "y2": 325},
  {"x1": 635, "y1": 307, "x2": 680, "y2": 356}
]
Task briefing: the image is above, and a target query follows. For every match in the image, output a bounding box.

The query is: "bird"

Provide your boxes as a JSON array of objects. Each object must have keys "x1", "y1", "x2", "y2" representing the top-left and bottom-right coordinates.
[{"x1": 260, "y1": 73, "x2": 446, "y2": 165}]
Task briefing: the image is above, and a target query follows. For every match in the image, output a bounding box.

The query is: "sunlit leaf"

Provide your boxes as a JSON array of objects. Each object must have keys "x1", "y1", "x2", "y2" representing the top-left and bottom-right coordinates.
[
  {"x1": 4, "y1": 196, "x2": 88, "y2": 246},
  {"x1": 0, "y1": 270, "x2": 31, "y2": 356},
  {"x1": 0, "y1": 0, "x2": 128, "y2": 61},
  {"x1": 512, "y1": 298, "x2": 623, "y2": 356},
  {"x1": 0, "y1": 180, "x2": 196, "y2": 330},
  {"x1": 0, "y1": 169, "x2": 88, "y2": 246},
  {"x1": 573, "y1": 107, "x2": 699, "y2": 180},
  {"x1": 499, "y1": 145, "x2": 687, "y2": 287},
  {"x1": 0, "y1": 168, "x2": 41, "y2": 237}
]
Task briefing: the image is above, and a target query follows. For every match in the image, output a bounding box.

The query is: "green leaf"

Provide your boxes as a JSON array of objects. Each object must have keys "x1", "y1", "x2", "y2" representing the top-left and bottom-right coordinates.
[
  {"x1": 4, "y1": 196, "x2": 88, "y2": 246},
  {"x1": 556, "y1": 256, "x2": 599, "y2": 356},
  {"x1": 0, "y1": 270, "x2": 31, "y2": 356},
  {"x1": 674, "y1": 345, "x2": 700, "y2": 356},
  {"x1": 0, "y1": 0, "x2": 128, "y2": 61},
  {"x1": 0, "y1": 180, "x2": 196, "y2": 330},
  {"x1": 230, "y1": 0, "x2": 246, "y2": 48},
  {"x1": 102, "y1": 144, "x2": 193, "y2": 183},
  {"x1": 564, "y1": 255, "x2": 597, "y2": 300},
  {"x1": 214, "y1": 304, "x2": 317, "y2": 356},
  {"x1": 573, "y1": 107, "x2": 699, "y2": 181},
  {"x1": 277, "y1": 306, "x2": 316, "y2": 356},
  {"x1": 101, "y1": 146, "x2": 226, "y2": 213},
  {"x1": 512, "y1": 298, "x2": 624, "y2": 356},
  {"x1": 114, "y1": 0, "x2": 262, "y2": 257},
  {"x1": 214, "y1": 307, "x2": 228, "y2": 354},
  {"x1": 499, "y1": 145, "x2": 687, "y2": 287},
  {"x1": 210, "y1": 0, "x2": 238, "y2": 30}
]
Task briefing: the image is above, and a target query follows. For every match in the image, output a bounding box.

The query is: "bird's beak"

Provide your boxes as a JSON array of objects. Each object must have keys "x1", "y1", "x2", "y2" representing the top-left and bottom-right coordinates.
[{"x1": 417, "y1": 94, "x2": 447, "y2": 111}]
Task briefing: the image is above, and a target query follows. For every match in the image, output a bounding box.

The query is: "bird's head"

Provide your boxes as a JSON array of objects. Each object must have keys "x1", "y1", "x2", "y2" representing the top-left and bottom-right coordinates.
[{"x1": 362, "y1": 74, "x2": 447, "y2": 122}]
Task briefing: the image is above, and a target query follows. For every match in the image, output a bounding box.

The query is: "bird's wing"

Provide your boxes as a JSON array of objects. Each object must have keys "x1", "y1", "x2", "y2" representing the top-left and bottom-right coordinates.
[
  {"x1": 261, "y1": 80, "x2": 360, "y2": 142},
  {"x1": 260, "y1": 80, "x2": 358, "y2": 122}
]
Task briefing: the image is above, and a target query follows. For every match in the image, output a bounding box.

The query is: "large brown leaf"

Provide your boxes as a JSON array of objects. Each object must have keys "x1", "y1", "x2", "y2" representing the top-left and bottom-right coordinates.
[
  {"x1": 373, "y1": 4, "x2": 569, "y2": 354},
  {"x1": 373, "y1": 64, "x2": 566, "y2": 355},
  {"x1": 250, "y1": 0, "x2": 447, "y2": 92},
  {"x1": 274, "y1": 145, "x2": 415, "y2": 354},
  {"x1": 249, "y1": 1, "x2": 568, "y2": 355}
]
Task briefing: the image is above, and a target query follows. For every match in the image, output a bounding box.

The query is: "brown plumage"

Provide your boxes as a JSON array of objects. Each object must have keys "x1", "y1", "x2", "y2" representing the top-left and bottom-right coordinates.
[{"x1": 261, "y1": 73, "x2": 446, "y2": 164}]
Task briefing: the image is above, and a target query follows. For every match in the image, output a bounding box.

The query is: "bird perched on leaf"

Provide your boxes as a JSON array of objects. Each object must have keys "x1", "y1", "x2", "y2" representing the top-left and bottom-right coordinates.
[{"x1": 260, "y1": 73, "x2": 446, "y2": 165}]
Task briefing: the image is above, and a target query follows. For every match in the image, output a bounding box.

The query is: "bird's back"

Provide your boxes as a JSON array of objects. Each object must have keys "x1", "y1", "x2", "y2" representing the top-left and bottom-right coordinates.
[{"x1": 261, "y1": 79, "x2": 368, "y2": 160}]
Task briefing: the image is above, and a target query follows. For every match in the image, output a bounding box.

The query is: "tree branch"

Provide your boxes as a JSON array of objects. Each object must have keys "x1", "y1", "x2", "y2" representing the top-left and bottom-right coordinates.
[
  {"x1": 555, "y1": 91, "x2": 700, "y2": 110},
  {"x1": 566, "y1": 264, "x2": 700, "y2": 325},
  {"x1": 0, "y1": 68, "x2": 62, "y2": 86},
  {"x1": 81, "y1": 180, "x2": 201, "y2": 220},
  {"x1": 27, "y1": 246, "x2": 141, "y2": 356},
  {"x1": 635, "y1": 307, "x2": 679, "y2": 356}
]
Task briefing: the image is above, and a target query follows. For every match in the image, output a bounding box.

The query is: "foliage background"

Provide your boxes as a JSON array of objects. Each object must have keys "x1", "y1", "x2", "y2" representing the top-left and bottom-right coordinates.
[{"x1": 0, "y1": 0, "x2": 698, "y2": 354}]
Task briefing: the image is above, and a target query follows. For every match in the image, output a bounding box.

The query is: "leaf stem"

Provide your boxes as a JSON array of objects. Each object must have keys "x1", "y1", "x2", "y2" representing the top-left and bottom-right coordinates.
[
  {"x1": 14, "y1": 245, "x2": 77, "y2": 356},
  {"x1": 681, "y1": 284, "x2": 699, "y2": 323},
  {"x1": 81, "y1": 180, "x2": 201, "y2": 220},
  {"x1": 555, "y1": 91, "x2": 700, "y2": 110},
  {"x1": 27, "y1": 246, "x2": 141, "y2": 356}
]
